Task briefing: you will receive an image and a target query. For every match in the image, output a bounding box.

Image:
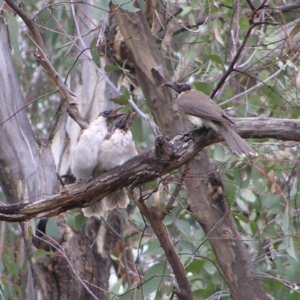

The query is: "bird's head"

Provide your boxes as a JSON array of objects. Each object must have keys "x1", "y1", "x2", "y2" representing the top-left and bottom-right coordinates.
[
  {"x1": 114, "y1": 109, "x2": 136, "y2": 131},
  {"x1": 160, "y1": 82, "x2": 191, "y2": 93},
  {"x1": 100, "y1": 106, "x2": 124, "y2": 124}
]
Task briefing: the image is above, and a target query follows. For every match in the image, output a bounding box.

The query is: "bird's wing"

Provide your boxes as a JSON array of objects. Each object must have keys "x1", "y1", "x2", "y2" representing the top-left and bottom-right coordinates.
[
  {"x1": 177, "y1": 90, "x2": 234, "y2": 124},
  {"x1": 104, "y1": 189, "x2": 129, "y2": 210},
  {"x1": 82, "y1": 201, "x2": 106, "y2": 218}
]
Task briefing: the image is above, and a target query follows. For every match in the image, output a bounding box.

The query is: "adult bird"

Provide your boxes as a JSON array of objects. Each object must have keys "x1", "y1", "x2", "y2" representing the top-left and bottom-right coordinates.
[
  {"x1": 71, "y1": 107, "x2": 124, "y2": 217},
  {"x1": 161, "y1": 82, "x2": 255, "y2": 155},
  {"x1": 96, "y1": 109, "x2": 138, "y2": 211}
]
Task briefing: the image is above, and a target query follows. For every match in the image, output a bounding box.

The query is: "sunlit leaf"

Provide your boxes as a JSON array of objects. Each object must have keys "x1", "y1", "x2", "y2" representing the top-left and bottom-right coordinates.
[{"x1": 240, "y1": 189, "x2": 256, "y2": 203}]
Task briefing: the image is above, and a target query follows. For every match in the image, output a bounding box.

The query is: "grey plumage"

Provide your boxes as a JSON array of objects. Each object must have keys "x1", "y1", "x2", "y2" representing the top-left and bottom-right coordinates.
[
  {"x1": 162, "y1": 82, "x2": 255, "y2": 156},
  {"x1": 97, "y1": 109, "x2": 138, "y2": 210},
  {"x1": 71, "y1": 108, "x2": 123, "y2": 217}
]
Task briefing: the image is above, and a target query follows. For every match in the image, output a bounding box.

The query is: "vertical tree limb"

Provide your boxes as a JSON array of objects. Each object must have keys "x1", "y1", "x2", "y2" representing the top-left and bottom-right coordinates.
[{"x1": 110, "y1": 4, "x2": 266, "y2": 299}]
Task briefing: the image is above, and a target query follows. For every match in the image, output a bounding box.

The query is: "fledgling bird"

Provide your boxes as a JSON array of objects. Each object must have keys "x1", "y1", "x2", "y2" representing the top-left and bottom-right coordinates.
[
  {"x1": 95, "y1": 109, "x2": 138, "y2": 210},
  {"x1": 71, "y1": 107, "x2": 124, "y2": 217},
  {"x1": 161, "y1": 82, "x2": 255, "y2": 156}
]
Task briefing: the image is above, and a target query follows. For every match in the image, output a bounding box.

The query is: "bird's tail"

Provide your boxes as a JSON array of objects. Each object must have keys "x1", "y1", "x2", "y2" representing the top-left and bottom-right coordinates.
[
  {"x1": 104, "y1": 188, "x2": 129, "y2": 210},
  {"x1": 82, "y1": 201, "x2": 106, "y2": 218},
  {"x1": 218, "y1": 125, "x2": 256, "y2": 156}
]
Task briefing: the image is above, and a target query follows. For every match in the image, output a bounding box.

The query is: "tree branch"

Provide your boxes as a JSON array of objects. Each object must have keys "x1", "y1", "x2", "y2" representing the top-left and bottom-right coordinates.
[
  {"x1": 135, "y1": 201, "x2": 193, "y2": 300},
  {"x1": 0, "y1": 118, "x2": 299, "y2": 222},
  {"x1": 4, "y1": 0, "x2": 88, "y2": 129}
]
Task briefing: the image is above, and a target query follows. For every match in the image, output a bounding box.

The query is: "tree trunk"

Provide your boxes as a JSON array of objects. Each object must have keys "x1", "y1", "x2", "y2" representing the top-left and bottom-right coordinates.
[
  {"x1": 111, "y1": 4, "x2": 267, "y2": 299},
  {"x1": 0, "y1": 5, "x2": 124, "y2": 299}
]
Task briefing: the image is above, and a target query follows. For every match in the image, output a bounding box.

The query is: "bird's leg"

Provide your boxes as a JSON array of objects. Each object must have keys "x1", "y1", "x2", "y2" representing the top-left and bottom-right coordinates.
[
  {"x1": 75, "y1": 176, "x2": 93, "y2": 185},
  {"x1": 75, "y1": 178, "x2": 83, "y2": 185},
  {"x1": 85, "y1": 176, "x2": 93, "y2": 183}
]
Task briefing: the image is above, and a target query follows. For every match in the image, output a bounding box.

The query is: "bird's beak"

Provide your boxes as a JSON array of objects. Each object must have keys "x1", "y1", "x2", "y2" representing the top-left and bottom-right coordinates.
[
  {"x1": 160, "y1": 82, "x2": 172, "y2": 87},
  {"x1": 116, "y1": 109, "x2": 136, "y2": 130},
  {"x1": 106, "y1": 106, "x2": 124, "y2": 123},
  {"x1": 112, "y1": 106, "x2": 124, "y2": 114}
]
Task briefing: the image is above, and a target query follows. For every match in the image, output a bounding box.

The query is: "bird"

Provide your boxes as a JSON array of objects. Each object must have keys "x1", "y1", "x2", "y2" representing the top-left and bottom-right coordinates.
[
  {"x1": 95, "y1": 109, "x2": 138, "y2": 211},
  {"x1": 161, "y1": 82, "x2": 255, "y2": 155},
  {"x1": 71, "y1": 107, "x2": 124, "y2": 217}
]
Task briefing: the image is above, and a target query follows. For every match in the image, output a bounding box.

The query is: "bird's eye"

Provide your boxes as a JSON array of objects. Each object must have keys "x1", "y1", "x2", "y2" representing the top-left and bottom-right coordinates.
[
  {"x1": 115, "y1": 121, "x2": 121, "y2": 127},
  {"x1": 102, "y1": 111, "x2": 110, "y2": 117}
]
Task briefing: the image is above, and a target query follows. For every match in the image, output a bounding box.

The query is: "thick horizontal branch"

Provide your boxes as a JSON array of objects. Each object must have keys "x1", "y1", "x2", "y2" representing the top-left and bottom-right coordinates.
[
  {"x1": 234, "y1": 117, "x2": 300, "y2": 141},
  {"x1": 0, "y1": 117, "x2": 299, "y2": 222}
]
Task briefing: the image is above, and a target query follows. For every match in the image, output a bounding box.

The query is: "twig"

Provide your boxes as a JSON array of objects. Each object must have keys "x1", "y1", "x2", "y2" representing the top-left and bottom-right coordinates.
[
  {"x1": 165, "y1": 166, "x2": 188, "y2": 213},
  {"x1": 33, "y1": 228, "x2": 100, "y2": 300},
  {"x1": 128, "y1": 96, "x2": 162, "y2": 136},
  {"x1": 0, "y1": 118, "x2": 300, "y2": 221},
  {"x1": 210, "y1": 23, "x2": 256, "y2": 99},
  {"x1": 134, "y1": 200, "x2": 193, "y2": 300}
]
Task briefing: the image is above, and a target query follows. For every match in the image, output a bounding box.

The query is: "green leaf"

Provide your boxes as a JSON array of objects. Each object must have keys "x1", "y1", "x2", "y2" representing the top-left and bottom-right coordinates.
[
  {"x1": 142, "y1": 263, "x2": 170, "y2": 296},
  {"x1": 207, "y1": 54, "x2": 224, "y2": 65},
  {"x1": 177, "y1": 240, "x2": 195, "y2": 253},
  {"x1": 213, "y1": 145, "x2": 226, "y2": 161},
  {"x1": 180, "y1": 6, "x2": 192, "y2": 16},
  {"x1": 193, "y1": 82, "x2": 212, "y2": 95},
  {"x1": 5, "y1": 10, "x2": 22, "y2": 70},
  {"x1": 28, "y1": 219, "x2": 36, "y2": 236},
  {"x1": 203, "y1": 261, "x2": 216, "y2": 275},
  {"x1": 233, "y1": 167, "x2": 242, "y2": 184},
  {"x1": 33, "y1": 249, "x2": 50, "y2": 261},
  {"x1": 223, "y1": 180, "x2": 237, "y2": 201},
  {"x1": 92, "y1": 0, "x2": 110, "y2": 20},
  {"x1": 90, "y1": 39, "x2": 100, "y2": 67},
  {"x1": 262, "y1": 195, "x2": 283, "y2": 210},
  {"x1": 175, "y1": 219, "x2": 191, "y2": 237},
  {"x1": 250, "y1": 220, "x2": 259, "y2": 234},
  {"x1": 115, "y1": 85, "x2": 130, "y2": 105},
  {"x1": 66, "y1": 213, "x2": 75, "y2": 228},
  {"x1": 112, "y1": 0, "x2": 140, "y2": 12},
  {"x1": 263, "y1": 224, "x2": 278, "y2": 237},
  {"x1": 104, "y1": 65, "x2": 123, "y2": 72},
  {"x1": 233, "y1": 212, "x2": 249, "y2": 224},
  {"x1": 282, "y1": 207, "x2": 290, "y2": 231},
  {"x1": 240, "y1": 189, "x2": 256, "y2": 203},
  {"x1": 143, "y1": 239, "x2": 164, "y2": 255},
  {"x1": 284, "y1": 237, "x2": 297, "y2": 261},
  {"x1": 75, "y1": 213, "x2": 86, "y2": 230},
  {"x1": 236, "y1": 197, "x2": 248, "y2": 212},
  {"x1": 46, "y1": 217, "x2": 58, "y2": 237},
  {"x1": 240, "y1": 165, "x2": 252, "y2": 189},
  {"x1": 185, "y1": 259, "x2": 205, "y2": 274},
  {"x1": 261, "y1": 85, "x2": 283, "y2": 107}
]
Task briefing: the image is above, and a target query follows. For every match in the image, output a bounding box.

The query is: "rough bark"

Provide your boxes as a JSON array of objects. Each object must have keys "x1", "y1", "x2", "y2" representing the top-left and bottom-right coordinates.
[
  {"x1": 0, "y1": 13, "x2": 60, "y2": 300},
  {"x1": 1, "y1": 1, "x2": 299, "y2": 299},
  {"x1": 0, "y1": 117, "x2": 299, "y2": 222},
  {"x1": 0, "y1": 3, "x2": 123, "y2": 299},
  {"x1": 0, "y1": 15, "x2": 58, "y2": 204},
  {"x1": 111, "y1": 4, "x2": 267, "y2": 299}
]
